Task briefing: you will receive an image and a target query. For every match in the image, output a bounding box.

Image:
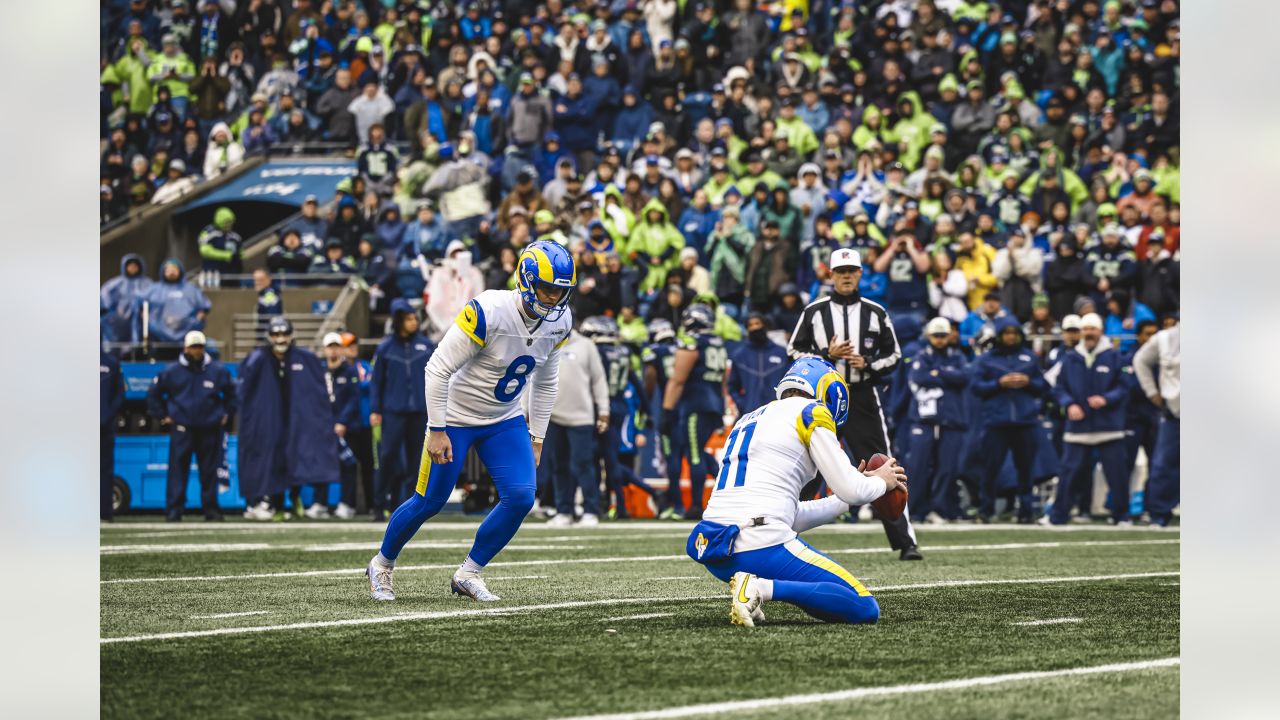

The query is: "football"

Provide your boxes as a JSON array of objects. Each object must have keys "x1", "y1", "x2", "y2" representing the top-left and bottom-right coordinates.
[{"x1": 866, "y1": 453, "x2": 908, "y2": 521}]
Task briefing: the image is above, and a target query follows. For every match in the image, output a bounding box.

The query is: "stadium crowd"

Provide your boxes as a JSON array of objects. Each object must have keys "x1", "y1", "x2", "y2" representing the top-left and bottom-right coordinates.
[{"x1": 101, "y1": 0, "x2": 1180, "y2": 526}]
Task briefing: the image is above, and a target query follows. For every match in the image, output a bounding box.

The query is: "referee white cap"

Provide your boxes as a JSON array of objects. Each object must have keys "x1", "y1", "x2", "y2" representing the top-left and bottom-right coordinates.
[{"x1": 830, "y1": 248, "x2": 862, "y2": 270}]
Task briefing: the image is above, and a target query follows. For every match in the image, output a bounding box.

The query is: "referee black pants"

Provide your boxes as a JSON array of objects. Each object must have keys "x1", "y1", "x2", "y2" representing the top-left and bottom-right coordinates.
[{"x1": 836, "y1": 384, "x2": 919, "y2": 550}]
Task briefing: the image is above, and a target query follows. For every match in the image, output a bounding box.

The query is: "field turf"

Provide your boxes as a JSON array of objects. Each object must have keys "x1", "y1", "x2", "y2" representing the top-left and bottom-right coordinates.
[{"x1": 100, "y1": 518, "x2": 1179, "y2": 719}]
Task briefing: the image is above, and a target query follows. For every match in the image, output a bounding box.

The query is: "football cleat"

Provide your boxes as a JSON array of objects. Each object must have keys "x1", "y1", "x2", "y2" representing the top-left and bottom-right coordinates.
[
  {"x1": 367, "y1": 557, "x2": 396, "y2": 601},
  {"x1": 332, "y1": 502, "x2": 357, "y2": 520},
  {"x1": 243, "y1": 500, "x2": 273, "y2": 521},
  {"x1": 303, "y1": 503, "x2": 330, "y2": 519},
  {"x1": 547, "y1": 513, "x2": 574, "y2": 528},
  {"x1": 729, "y1": 572, "x2": 764, "y2": 627},
  {"x1": 451, "y1": 572, "x2": 501, "y2": 602},
  {"x1": 577, "y1": 513, "x2": 600, "y2": 527}
]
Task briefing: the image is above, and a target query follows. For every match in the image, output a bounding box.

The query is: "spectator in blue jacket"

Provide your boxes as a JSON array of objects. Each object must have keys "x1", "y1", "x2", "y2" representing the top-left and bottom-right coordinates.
[
  {"x1": 401, "y1": 201, "x2": 450, "y2": 261},
  {"x1": 971, "y1": 315, "x2": 1047, "y2": 522},
  {"x1": 283, "y1": 195, "x2": 329, "y2": 253},
  {"x1": 1085, "y1": 223, "x2": 1138, "y2": 304},
  {"x1": 145, "y1": 331, "x2": 236, "y2": 522},
  {"x1": 141, "y1": 258, "x2": 211, "y2": 347},
  {"x1": 959, "y1": 293, "x2": 1009, "y2": 349},
  {"x1": 374, "y1": 202, "x2": 407, "y2": 250},
  {"x1": 369, "y1": 299, "x2": 436, "y2": 515},
  {"x1": 100, "y1": 350, "x2": 125, "y2": 521},
  {"x1": 611, "y1": 86, "x2": 652, "y2": 158},
  {"x1": 726, "y1": 313, "x2": 789, "y2": 415},
  {"x1": 341, "y1": 331, "x2": 377, "y2": 516},
  {"x1": 1048, "y1": 313, "x2": 1132, "y2": 525},
  {"x1": 906, "y1": 318, "x2": 970, "y2": 522},
  {"x1": 1103, "y1": 289, "x2": 1156, "y2": 352},
  {"x1": 553, "y1": 74, "x2": 600, "y2": 167},
  {"x1": 101, "y1": 253, "x2": 153, "y2": 345},
  {"x1": 677, "y1": 189, "x2": 717, "y2": 260}
]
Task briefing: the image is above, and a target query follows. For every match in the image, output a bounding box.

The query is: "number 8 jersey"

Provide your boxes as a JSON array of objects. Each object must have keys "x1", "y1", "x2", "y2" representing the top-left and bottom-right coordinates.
[{"x1": 425, "y1": 289, "x2": 573, "y2": 437}]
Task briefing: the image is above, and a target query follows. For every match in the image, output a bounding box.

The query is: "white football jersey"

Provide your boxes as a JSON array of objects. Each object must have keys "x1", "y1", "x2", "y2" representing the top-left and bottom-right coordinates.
[
  {"x1": 426, "y1": 289, "x2": 572, "y2": 430},
  {"x1": 702, "y1": 396, "x2": 885, "y2": 552}
]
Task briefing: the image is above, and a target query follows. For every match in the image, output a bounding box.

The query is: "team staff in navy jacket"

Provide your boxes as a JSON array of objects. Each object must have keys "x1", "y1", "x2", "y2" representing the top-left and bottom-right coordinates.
[
  {"x1": 307, "y1": 333, "x2": 362, "y2": 520},
  {"x1": 146, "y1": 331, "x2": 237, "y2": 521},
  {"x1": 726, "y1": 313, "x2": 789, "y2": 416},
  {"x1": 971, "y1": 316, "x2": 1046, "y2": 522},
  {"x1": 370, "y1": 299, "x2": 436, "y2": 514},
  {"x1": 905, "y1": 318, "x2": 969, "y2": 522},
  {"x1": 1121, "y1": 321, "x2": 1161, "y2": 502},
  {"x1": 100, "y1": 350, "x2": 125, "y2": 521},
  {"x1": 1048, "y1": 313, "x2": 1132, "y2": 525}
]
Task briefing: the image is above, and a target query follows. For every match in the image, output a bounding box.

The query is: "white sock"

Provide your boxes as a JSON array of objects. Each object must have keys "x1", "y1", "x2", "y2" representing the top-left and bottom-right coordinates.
[
  {"x1": 457, "y1": 555, "x2": 484, "y2": 576},
  {"x1": 374, "y1": 552, "x2": 394, "y2": 569},
  {"x1": 754, "y1": 577, "x2": 774, "y2": 602}
]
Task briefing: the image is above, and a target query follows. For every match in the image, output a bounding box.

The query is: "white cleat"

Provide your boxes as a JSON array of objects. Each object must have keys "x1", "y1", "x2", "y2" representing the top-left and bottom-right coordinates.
[
  {"x1": 332, "y1": 502, "x2": 357, "y2": 520},
  {"x1": 729, "y1": 572, "x2": 765, "y2": 627},
  {"x1": 367, "y1": 557, "x2": 395, "y2": 601},
  {"x1": 925, "y1": 512, "x2": 948, "y2": 525},
  {"x1": 243, "y1": 500, "x2": 273, "y2": 521},
  {"x1": 546, "y1": 513, "x2": 574, "y2": 528},
  {"x1": 577, "y1": 513, "x2": 600, "y2": 527},
  {"x1": 303, "y1": 503, "x2": 330, "y2": 519},
  {"x1": 451, "y1": 571, "x2": 501, "y2": 602}
]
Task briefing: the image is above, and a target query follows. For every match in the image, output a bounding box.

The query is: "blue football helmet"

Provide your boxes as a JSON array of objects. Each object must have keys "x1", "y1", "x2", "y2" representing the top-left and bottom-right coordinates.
[
  {"x1": 774, "y1": 357, "x2": 851, "y2": 427},
  {"x1": 516, "y1": 240, "x2": 577, "y2": 321},
  {"x1": 680, "y1": 303, "x2": 716, "y2": 336}
]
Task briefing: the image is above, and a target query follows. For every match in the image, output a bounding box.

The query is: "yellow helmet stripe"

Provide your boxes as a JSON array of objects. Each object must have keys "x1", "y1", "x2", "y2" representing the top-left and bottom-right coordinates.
[{"x1": 531, "y1": 246, "x2": 555, "y2": 283}]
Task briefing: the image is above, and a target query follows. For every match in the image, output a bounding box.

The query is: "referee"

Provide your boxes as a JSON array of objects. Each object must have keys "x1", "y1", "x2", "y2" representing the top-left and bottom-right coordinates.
[{"x1": 788, "y1": 248, "x2": 922, "y2": 560}]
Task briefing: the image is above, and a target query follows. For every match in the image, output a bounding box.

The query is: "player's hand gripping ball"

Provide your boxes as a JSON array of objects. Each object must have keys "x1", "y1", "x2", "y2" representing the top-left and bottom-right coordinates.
[{"x1": 866, "y1": 453, "x2": 908, "y2": 521}]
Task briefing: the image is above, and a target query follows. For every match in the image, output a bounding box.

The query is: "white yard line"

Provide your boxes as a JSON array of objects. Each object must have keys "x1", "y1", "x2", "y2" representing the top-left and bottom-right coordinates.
[
  {"x1": 100, "y1": 572, "x2": 1177, "y2": 645},
  {"x1": 603, "y1": 613, "x2": 675, "y2": 622},
  {"x1": 484, "y1": 575, "x2": 548, "y2": 581},
  {"x1": 102, "y1": 521, "x2": 1179, "y2": 533},
  {"x1": 552, "y1": 658, "x2": 1181, "y2": 720},
  {"x1": 650, "y1": 576, "x2": 703, "y2": 581},
  {"x1": 189, "y1": 611, "x2": 272, "y2": 620},
  {"x1": 100, "y1": 542, "x2": 587, "y2": 555},
  {"x1": 1012, "y1": 617, "x2": 1084, "y2": 626},
  {"x1": 101, "y1": 539, "x2": 1177, "y2": 585}
]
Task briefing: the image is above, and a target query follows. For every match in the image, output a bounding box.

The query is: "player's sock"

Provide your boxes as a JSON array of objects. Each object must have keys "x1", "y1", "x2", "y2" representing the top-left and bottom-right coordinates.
[
  {"x1": 457, "y1": 555, "x2": 484, "y2": 576},
  {"x1": 753, "y1": 577, "x2": 774, "y2": 601},
  {"x1": 373, "y1": 552, "x2": 395, "y2": 569},
  {"x1": 771, "y1": 580, "x2": 880, "y2": 624}
]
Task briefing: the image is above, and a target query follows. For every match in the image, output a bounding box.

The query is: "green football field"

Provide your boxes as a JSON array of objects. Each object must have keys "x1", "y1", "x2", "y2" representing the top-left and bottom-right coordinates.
[{"x1": 100, "y1": 518, "x2": 1179, "y2": 719}]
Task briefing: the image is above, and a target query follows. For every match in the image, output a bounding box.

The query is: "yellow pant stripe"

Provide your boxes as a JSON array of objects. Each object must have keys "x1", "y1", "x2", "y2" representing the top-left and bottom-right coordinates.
[
  {"x1": 796, "y1": 547, "x2": 871, "y2": 597},
  {"x1": 415, "y1": 438, "x2": 433, "y2": 496}
]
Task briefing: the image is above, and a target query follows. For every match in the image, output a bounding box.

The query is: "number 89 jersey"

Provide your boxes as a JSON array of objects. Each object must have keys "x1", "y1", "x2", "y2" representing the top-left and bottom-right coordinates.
[
  {"x1": 677, "y1": 333, "x2": 727, "y2": 415},
  {"x1": 443, "y1": 289, "x2": 572, "y2": 428}
]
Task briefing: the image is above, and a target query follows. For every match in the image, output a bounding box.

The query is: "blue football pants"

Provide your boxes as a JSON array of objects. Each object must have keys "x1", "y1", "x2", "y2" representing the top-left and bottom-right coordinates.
[
  {"x1": 699, "y1": 537, "x2": 880, "y2": 625},
  {"x1": 380, "y1": 416, "x2": 536, "y2": 566}
]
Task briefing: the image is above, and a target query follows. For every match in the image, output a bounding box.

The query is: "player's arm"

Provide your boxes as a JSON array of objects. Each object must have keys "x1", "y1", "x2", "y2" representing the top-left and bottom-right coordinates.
[
  {"x1": 660, "y1": 347, "x2": 698, "y2": 431},
  {"x1": 527, "y1": 342, "x2": 563, "y2": 464},
  {"x1": 424, "y1": 323, "x2": 482, "y2": 463},
  {"x1": 809, "y1": 425, "x2": 897, "y2": 507}
]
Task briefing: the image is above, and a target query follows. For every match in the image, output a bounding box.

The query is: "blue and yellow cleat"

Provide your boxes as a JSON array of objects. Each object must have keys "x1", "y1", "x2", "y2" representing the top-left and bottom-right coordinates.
[{"x1": 451, "y1": 572, "x2": 501, "y2": 602}]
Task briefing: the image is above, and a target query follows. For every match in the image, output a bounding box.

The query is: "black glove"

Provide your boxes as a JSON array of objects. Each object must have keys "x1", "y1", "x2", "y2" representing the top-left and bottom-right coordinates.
[{"x1": 658, "y1": 410, "x2": 675, "y2": 438}]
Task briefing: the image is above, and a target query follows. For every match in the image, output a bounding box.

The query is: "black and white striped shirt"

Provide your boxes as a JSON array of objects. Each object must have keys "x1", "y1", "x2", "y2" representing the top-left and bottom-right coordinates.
[{"x1": 786, "y1": 293, "x2": 902, "y2": 386}]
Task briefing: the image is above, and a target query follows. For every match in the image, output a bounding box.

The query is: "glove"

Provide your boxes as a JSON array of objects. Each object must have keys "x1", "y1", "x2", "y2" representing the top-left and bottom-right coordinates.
[{"x1": 658, "y1": 410, "x2": 675, "y2": 439}]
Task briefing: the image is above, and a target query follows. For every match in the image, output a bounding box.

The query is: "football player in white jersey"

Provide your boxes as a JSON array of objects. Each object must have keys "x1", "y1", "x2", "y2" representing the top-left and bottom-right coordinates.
[
  {"x1": 687, "y1": 357, "x2": 908, "y2": 626},
  {"x1": 367, "y1": 241, "x2": 577, "y2": 602}
]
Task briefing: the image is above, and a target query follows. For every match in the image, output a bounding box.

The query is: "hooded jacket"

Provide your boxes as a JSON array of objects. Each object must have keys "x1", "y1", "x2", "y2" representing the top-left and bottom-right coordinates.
[
  {"x1": 202, "y1": 121, "x2": 245, "y2": 179},
  {"x1": 146, "y1": 352, "x2": 237, "y2": 429},
  {"x1": 726, "y1": 335, "x2": 789, "y2": 416},
  {"x1": 553, "y1": 88, "x2": 601, "y2": 153},
  {"x1": 1055, "y1": 336, "x2": 1128, "y2": 441},
  {"x1": 370, "y1": 300, "x2": 437, "y2": 415},
  {"x1": 626, "y1": 198, "x2": 685, "y2": 293},
  {"x1": 142, "y1": 259, "x2": 211, "y2": 343},
  {"x1": 971, "y1": 316, "x2": 1047, "y2": 427},
  {"x1": 374, "y1": 203, "x2": 406, "y2": 250},
  {"x1": 237, "y1": 343, "x2": 339, "y2": 498},
  {"x1": 704, "y1": 218, "x2": 754, "y2": 301},
  {"x1": 198, "y1": 207, "x2": 243, "y2": 274},
  {"x1": 100, "y1": 254, "x2": 153, "y2": 343}
]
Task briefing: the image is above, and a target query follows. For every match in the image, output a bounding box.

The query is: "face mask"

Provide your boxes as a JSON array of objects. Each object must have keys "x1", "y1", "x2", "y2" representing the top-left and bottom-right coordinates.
[
  {"x1": 748, "y1": 328, "x2": 768, "y2": 345},
  {"x1": 271, "y1": 339, "x2": 292, "y2": 354}
]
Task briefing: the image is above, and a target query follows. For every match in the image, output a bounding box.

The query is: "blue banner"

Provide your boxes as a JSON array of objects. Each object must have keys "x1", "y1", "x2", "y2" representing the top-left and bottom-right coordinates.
[
  {"x1": 177, "y1": 161, "x2": 356, "y2": 213},
  {"x1": 121, "y1": 362, "x2": 239, "y2": 401}
]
